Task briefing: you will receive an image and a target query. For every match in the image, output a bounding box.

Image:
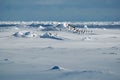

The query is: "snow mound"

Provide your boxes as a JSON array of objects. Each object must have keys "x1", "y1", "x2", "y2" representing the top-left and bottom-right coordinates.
[
  {"x1": 13, "y1": 31, "x2": 37, "y2": 38},
  {"x1": 50, "y1": 66, "x2": 65, "y2": 71},
  {"x1": 40, "y1": 32, "x2": 63, "y2": 40},
  {"x1": 0, "y1": 59, "x2": 14, "y2": 64}
]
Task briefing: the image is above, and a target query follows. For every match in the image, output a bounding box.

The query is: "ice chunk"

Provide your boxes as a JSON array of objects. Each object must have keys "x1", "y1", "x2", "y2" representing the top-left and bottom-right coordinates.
[
  {"x1": 84, "y1": 25, "x2": 88, "y2": 29},
  {"x1": 38, "y1": 26, "x2": 45, "y2": 30},
  {"x1": 40, "y1": 32, "x2": 63, "y2": 40},
  {"x1": 13, "y1": 31, "x2": 37, "y2": 38},
  {"x1": 13, "y1": 31, "x2": 24, "y2": 37},
  {"x1": 23, "y1": 31, "x2": 37, "y2": 38}
]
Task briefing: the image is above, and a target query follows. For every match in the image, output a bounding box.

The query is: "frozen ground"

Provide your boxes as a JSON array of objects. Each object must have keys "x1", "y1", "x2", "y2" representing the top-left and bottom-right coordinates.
[{"x1": 0, "y1": 21, "x2": 120, "y2": 80}]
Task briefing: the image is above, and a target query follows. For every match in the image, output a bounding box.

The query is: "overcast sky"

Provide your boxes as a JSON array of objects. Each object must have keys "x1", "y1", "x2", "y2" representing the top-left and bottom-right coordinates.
[{"x1": 0, "y1": 0, "x2": 120, "y2": 21}]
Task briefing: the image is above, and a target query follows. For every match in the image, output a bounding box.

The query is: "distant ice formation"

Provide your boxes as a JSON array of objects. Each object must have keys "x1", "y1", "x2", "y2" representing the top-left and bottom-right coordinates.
[
  {"x1": 38, "y1": 26, "x2": 58, "y2": 31},
  {"x1": 38, "y1": 26, "x2": 46, "y2": 30},
  {"x1": 84, "y1": 25, "x2": 88, "y2": 29}
]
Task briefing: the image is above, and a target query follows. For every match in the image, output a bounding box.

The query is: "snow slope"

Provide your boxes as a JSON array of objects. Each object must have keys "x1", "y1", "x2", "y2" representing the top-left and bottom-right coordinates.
[{"x1": 0, "y1": 21, "x2": 120, "y2": 80}]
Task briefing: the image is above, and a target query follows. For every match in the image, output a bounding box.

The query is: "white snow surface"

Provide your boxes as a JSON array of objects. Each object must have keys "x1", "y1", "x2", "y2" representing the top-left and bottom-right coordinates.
[{"x1": 0, "y1": 21, "x2": 120, "y2": 80}]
